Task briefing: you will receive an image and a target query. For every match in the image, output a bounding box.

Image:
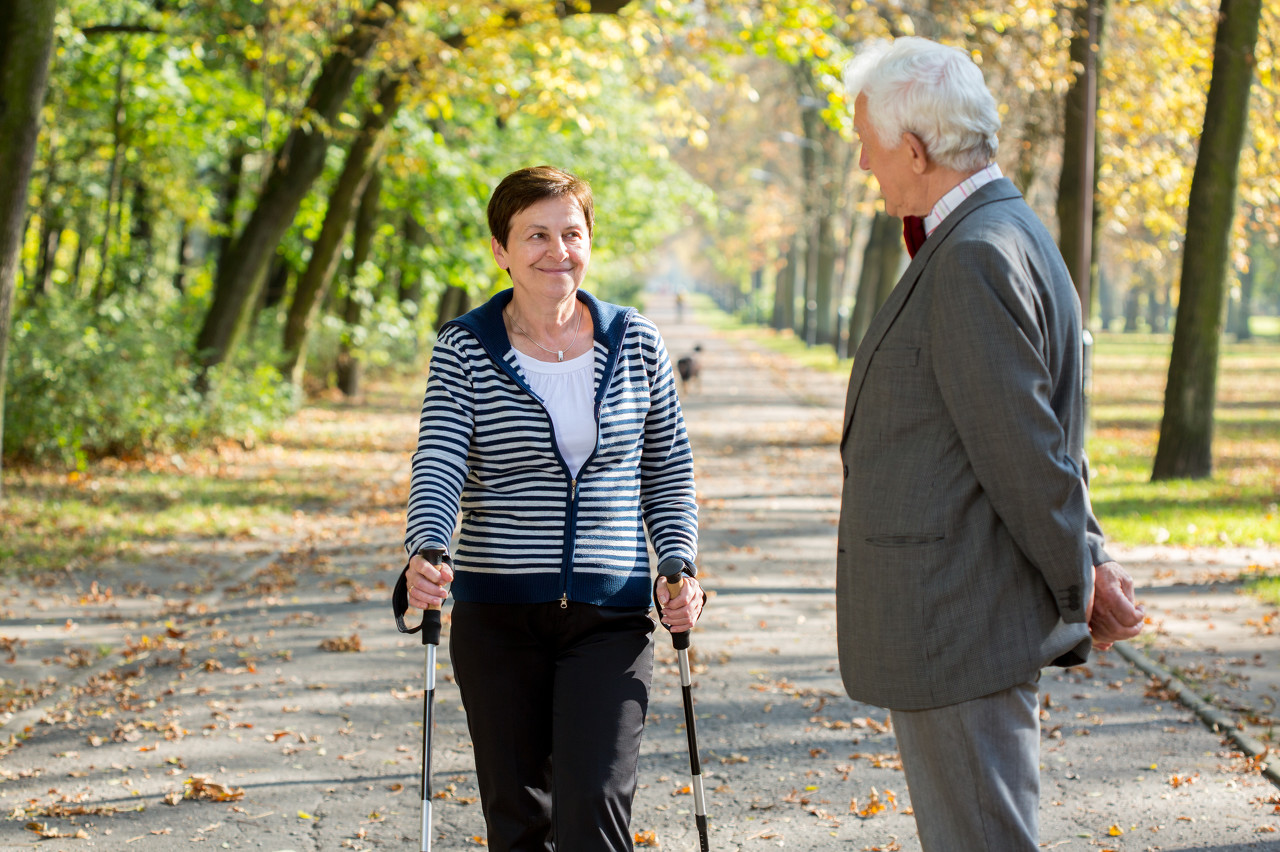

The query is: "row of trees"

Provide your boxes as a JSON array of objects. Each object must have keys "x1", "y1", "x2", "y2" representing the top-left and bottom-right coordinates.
[
  {"x1": 0, "y1": 0, "x2": 1275, "y2": 490},
  {"x1": 0, "y1": 0, "x2": 716, "y2": 485},
  {"x1": 667, "y1": 0, "x2": 1274, "y2": 479}
]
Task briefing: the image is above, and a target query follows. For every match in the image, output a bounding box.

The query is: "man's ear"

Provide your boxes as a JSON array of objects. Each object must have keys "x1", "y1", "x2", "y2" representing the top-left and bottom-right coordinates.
[{"x1": 903, "y1": 132, "x2": 929, "y2": 174}]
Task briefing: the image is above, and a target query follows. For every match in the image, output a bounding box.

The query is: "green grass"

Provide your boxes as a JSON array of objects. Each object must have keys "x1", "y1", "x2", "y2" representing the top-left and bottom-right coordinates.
[
  {"x1": 1244, "y1": 570, "x2": 1280, "y2": 606},
  {"x1": 697, "y1": 298, "x2": 1280, "y2": 549},
  {"x1": 1249, "y1": 315, "x2": 1280, "y2": 338},
  {"x1": 0, "y1": 372, "x2": 425, "y2": 577}
]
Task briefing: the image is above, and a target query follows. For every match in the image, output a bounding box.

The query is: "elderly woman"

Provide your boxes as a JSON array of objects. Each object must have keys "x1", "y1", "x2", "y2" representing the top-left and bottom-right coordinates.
[{"x1": 401, "y1": 165, "x2": 704, "y2": 851}]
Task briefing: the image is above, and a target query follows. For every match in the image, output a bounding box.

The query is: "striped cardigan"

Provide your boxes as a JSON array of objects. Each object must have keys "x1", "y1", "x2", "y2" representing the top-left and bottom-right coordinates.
[{"x1": 404, "y1": 288, "x2": 698, "y2": 608}]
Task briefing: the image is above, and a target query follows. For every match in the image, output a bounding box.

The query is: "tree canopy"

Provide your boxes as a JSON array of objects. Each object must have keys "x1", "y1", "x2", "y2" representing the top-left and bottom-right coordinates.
[{"x1": 2, "y1": 0, "x2": 1277, "y2": 473}]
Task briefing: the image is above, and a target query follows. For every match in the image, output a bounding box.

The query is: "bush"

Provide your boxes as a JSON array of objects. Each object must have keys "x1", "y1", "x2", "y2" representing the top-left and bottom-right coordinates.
[{"x1": 4, "y1": 293, "x2": 296, "y2": 467}]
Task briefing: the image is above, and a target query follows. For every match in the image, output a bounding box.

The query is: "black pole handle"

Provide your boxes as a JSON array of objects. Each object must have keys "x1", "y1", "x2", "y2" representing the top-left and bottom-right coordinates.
[
  {"x1": 393, "y1": 548, "x2": 446, "y2": 646},
  {"x1": 658, "y1": 558, "x2": 692, "y2": 651}
]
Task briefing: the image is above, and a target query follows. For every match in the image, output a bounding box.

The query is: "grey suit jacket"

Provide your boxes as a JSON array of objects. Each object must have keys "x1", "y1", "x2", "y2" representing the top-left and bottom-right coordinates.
[{"x1": 837, "y1": 178, "x2": 1108, "y2": 711}]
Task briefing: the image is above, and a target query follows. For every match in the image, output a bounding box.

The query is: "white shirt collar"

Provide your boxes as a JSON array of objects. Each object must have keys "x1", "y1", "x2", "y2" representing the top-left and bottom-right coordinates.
[{"x1": 923, "y1": 163, "x2": 1003, "y2": 237}]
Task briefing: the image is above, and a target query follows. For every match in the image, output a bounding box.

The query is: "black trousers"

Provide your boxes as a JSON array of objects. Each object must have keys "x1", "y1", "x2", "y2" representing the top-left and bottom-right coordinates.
[{"x1": 449, "y1": 600, "x2": 656, "y2": 852}]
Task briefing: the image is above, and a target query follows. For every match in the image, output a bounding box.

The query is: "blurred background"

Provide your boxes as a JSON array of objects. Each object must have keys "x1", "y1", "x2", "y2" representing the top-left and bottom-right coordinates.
[{"x1": 1, "y1": 0, "x2": 1277, "y2": 567}]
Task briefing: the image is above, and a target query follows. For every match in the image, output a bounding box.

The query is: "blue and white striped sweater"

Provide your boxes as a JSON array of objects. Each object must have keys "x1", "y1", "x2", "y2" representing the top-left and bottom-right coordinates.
[{"x1": 404, "y1": 288, "x2": 698, "y2": 607}]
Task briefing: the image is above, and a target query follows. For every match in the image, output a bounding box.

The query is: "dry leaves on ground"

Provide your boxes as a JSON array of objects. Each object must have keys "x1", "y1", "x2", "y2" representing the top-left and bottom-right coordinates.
[
  {"x1": 850, "y1": 787, "x2": 897, "y2": 819},
  {"x1": 164, "y1": 775, "x2": 246, "y2": 805},
  {"x1": 320, "y1": 634, "x2": 364, "y2": 652},
  {"x1": 25, "y1": 822, "x2": 89, "y2": 839}
]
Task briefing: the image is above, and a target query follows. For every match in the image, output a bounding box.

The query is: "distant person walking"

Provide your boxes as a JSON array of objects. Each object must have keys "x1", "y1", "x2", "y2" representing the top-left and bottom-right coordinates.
[
  {"x1": 835, "y1": 38, "x2": 1144, "y2": 850},
  {"x1": 399, "y1": 165, "x2": 704, "y2": 852}
]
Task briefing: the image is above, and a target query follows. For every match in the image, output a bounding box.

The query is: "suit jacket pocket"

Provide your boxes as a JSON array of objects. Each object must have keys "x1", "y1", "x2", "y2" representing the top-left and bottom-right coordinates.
[
  {"x1": 871, "y1": 346, "x2": 919, "y2": 368},
  {"x1": 866, "y1": 534, "x2": 944, "y2": 547}
]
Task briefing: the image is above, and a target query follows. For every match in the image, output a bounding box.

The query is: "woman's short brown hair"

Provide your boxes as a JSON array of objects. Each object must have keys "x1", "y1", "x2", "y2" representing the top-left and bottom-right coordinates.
[{"x1": 486, "y1": 166, "x2": 595, "y2": 249}]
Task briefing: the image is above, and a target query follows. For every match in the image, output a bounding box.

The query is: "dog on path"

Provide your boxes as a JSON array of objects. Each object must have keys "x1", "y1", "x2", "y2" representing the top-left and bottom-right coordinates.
[{"x1": 676, "y1": 345, "x2": 702, "y2": 394}]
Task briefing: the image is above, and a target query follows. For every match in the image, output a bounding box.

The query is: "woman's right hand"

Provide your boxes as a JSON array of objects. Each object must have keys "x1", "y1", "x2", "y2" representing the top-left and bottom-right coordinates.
[{"x1": 406, "y1": 552, "x2": 454, "y2": 610}]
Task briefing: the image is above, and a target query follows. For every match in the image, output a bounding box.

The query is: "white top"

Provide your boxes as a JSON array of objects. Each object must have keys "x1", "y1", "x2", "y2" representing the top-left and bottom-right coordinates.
[
  {"x1": 512, "y1": 348, "x2": 597, "y2": 478},
  {"x1": 924, "y1": 163, "x2": 1004, "y2": 237}
]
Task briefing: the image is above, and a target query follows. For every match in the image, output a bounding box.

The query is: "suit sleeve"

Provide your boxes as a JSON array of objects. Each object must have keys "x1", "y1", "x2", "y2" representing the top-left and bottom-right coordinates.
[
  {"x1": 1082, "y1": 454, "x2": 1114, "y2": 568},
  {"x1": 929, "y1": 238, "x2": 1093, "y2": 622}
]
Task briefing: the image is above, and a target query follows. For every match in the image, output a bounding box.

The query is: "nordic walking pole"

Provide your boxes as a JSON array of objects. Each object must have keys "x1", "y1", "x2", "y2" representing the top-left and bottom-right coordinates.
[
  {"x1": 393, "y1": 548, "x2": 447, "y2": 852},
  {"x1": 659, "y1": 558, "x2": 710, "y2": 852}
]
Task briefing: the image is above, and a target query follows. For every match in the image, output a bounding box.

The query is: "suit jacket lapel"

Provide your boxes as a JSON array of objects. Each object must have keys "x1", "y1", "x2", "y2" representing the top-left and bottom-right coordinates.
[{"x1": 840, "y1": 179, "x2": 1024, "y2": 449}]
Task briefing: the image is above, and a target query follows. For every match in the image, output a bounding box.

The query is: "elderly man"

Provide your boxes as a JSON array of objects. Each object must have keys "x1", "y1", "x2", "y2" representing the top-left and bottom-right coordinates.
[{"x1": 836, "y1": 37, "x2": 1144, "y2": 850}]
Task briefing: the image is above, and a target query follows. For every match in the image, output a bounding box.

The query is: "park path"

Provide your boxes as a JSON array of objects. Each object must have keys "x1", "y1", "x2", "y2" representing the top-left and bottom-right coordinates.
[{"x1": 1, "y1": 290, "x2": 1278, "y2": 850}]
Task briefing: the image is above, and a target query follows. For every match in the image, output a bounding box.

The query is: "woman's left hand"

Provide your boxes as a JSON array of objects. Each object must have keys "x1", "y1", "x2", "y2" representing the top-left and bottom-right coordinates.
[{"x1": 656, "y1": 576, "x2": 704, "y2": 633}]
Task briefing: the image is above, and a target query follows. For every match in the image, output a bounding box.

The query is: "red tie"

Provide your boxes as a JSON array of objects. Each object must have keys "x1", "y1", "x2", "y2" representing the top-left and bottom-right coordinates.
[{"x1": 903, "y1": 216, "x2": 927, "y2": 258}]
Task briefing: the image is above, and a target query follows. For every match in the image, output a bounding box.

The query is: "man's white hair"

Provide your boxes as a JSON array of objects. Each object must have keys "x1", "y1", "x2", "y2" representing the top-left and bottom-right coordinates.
[{"x1": 843, "y1": 37, "x2": 1000, "y2": 173}]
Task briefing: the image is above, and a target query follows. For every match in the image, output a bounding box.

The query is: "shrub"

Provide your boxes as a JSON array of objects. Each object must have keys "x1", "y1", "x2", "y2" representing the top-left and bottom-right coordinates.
[{"x1": 4, "y1": 293, "x2": 296, "y2": 467}]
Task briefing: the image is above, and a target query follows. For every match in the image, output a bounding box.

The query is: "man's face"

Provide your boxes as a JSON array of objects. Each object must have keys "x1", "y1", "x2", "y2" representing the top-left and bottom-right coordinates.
[{"x1": 854, "y1": 93, "x2": 919, "y2": 218}]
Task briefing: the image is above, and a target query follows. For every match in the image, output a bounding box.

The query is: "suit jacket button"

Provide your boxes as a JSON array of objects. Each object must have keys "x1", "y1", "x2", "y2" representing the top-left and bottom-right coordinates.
[{"x1": 843, "y1": 464, "x2": 849, "y2": 479}]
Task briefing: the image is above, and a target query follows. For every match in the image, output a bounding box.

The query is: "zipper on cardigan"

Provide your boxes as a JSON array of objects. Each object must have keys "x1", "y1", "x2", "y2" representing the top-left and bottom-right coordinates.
[{"x1": 561, "y1": 478, "x2": 579, "y2": 606}]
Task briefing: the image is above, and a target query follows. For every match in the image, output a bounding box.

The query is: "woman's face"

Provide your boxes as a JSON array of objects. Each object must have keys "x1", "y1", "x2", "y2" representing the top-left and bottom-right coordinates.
[{"x1": 491, "y1": 196, "x2": 591, "y2": 303}]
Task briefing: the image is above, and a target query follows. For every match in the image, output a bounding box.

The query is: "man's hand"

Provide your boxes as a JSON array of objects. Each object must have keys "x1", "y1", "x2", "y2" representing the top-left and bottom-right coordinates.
[
  {"x1": 655, "y1": 576, "x2": 704, "y2": 633},
  {"x1": 1087, "y1": 561, "x2": 1145, "y2": 650},
  {"x1": 405, "y1": 552, "x2": 454, "y2": 610}
]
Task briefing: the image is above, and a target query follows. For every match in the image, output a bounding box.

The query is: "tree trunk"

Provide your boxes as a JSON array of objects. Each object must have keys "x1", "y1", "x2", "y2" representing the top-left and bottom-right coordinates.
[
  {"x1": 1152, "y1": 0, "x2": 1262, "y2": 480},
  {"x1": 262, "y1": 253, "x2": 292, "y2": 311},
  {"x1": 1122, "y1": 283, "x2": 1140, "y2": 332},
  {"x1": 1229, "y1": 230, "x2": 1258, "y2": 340},
  {"x1": 337, "y1": 169, "x2": 382, "y2": 397},
  {"x1": 281, "y1": 73, "x2": 402, "y2": 388},
  {"x1": 194, "y1": 0, "x2": 399, "y2": 374},
  {"x1": 814, "y1": 211, "x2": 837, "y2": 346},
  {"x1": 128, "y1": 180, "x2": 153, "y2": 284},
  {"x1": 874, "y1": 222, "x2": 904, "y2": 307},
  {"x1": 1233, "y1": 260, "x2": 1253, "y2": 341},
  {"x1": 1146, "y1": 277, "x2": 1167, "y2": 333},
  {"x1": 31, "y1": 122, "x2": 61, "y2": 301},
  {"x1": 792, "y1": 64, "x2": 824, "y2": 345},
  {"x1": 70, "y1": 214, "x2": 88, "y2": 297},
  {"x1": 398, "y1": 213, "x2": 427, "y2": 310},
  {"x1": 0, "y1": 0, "x2": 57, "y2": 492},
  {"x1": 215, "y1": 140, "x2": 247, "y2": 269},
  {"x1": 849, "y1": 211, "x2": 899, "y2": 353},
  {"x1": 1056, "y1": 0, "x2": 1109, "y2": 324},
  {"x1": 772, "y1": 241, "x2": 797, "y2": 333},
  {"x1": 434, "y1": 284, "x2": 471, "y2": 330},
  {"x1": 172, "y1": 222, "x2": 189, "y2": 293},
  {"x1": 1097, "y1": 267, "x2": 1115, "y2": 331},
  {"x1": 93, "y1": 47, "x2": 130, "y2": 303}
]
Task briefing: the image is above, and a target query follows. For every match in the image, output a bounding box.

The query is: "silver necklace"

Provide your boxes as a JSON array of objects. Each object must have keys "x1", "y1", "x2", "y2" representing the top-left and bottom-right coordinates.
[{"x1": 509, "y1": 303, "x2": 583, "y2": 362}]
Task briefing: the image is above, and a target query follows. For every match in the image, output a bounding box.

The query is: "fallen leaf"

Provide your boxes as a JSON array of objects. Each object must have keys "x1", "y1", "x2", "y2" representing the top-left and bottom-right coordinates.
[
  {"x1": 179, "y1": 776, "x2": 245, "y2": 803},
  {"x1": 25, "y1": 822, "x2": 89, "y2": 839},
  {"x1": 319, "y1": 634, "x2": 363, "y2": 653}
]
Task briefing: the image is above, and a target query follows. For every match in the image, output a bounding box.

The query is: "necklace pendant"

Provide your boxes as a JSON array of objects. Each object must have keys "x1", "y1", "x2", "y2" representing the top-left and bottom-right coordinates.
[{"x1": 556, "y1": 350, "x2": 564, "y2": 362}]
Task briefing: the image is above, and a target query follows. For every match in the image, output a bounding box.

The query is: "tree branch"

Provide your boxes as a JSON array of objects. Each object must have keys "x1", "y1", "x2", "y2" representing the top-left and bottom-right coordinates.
[{"x1": 80, "y1": 24, "x2": 162, "y2": 37}]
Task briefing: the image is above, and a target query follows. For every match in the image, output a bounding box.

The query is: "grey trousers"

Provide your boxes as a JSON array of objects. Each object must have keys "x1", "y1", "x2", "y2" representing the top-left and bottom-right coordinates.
[{"x1": 890, "y1": 679, "x2": 1040, "y2": 852}]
